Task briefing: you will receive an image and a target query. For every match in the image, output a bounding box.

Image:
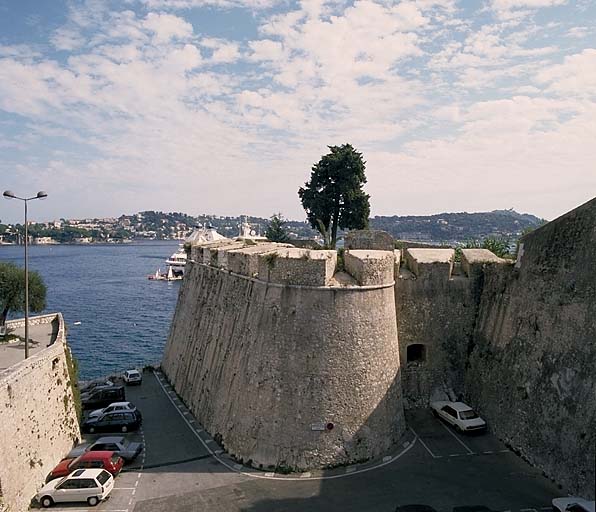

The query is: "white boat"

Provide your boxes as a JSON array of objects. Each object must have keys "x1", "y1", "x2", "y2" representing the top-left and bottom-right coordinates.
[
  {"x1": 148, "y1": 266, "x2": 183, "y2": 282},
  {"x1": 164, "y1": 226, "x2": 227, "y2": 276}
]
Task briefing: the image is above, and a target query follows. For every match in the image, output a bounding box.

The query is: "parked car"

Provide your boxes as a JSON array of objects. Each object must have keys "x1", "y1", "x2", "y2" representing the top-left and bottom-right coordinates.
[
  {"x1": 552, "y1": 497, "x2": 595, "y2": 512},
  {"x1": 430, "y1": 401, "x2": 487, "y2": 433},
  {"x1": 79, "y1": 379, "x2": 113, "y2": 394},
  {"x1": 123, "y1": 369, "x2": 142, "y2": 385},
  {"x1": 36, "y1": 468, "x2": 114, "y2": 507},
  {"x1": 46, "y1": 451, "x2": 123, "y2": 482},
  {"x1": 88, "y1": 401, "x2": 139, "y2": 419},
  {"x1": 81, "y1": 386, "x2": 125, "y2": 410},
  {"x1": 82, "y1": 410, "x2": 141, "y2": 433},
  {"x1": 67, "y1": 436, "x2": 143, "y2": 463}
]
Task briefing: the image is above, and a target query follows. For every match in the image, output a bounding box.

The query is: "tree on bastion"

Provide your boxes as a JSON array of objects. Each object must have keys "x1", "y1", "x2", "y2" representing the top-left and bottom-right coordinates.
[{"x1": 298, "y1": 144, "x2": 370, "y2": 249}]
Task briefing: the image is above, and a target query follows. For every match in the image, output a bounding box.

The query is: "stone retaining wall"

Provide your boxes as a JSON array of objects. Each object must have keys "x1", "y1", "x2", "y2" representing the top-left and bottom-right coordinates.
[{"x1": 0, "y1": 313, "x2": 80, "y2": 512}]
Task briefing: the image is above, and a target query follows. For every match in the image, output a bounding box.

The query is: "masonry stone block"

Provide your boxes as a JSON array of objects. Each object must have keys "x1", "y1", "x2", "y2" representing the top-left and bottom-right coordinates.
[
  {"x1": 227, "y1": 243, "x2": 293, "y2": 277},
  {"x1": 344, "y1": 250, "x2": 395, "y2": 286},
  {"x1": 258, "y1": 249, "x2": 337, "y2": 286},
  {"x1": 405, "y1": 248, "x2": 454, "y2": 279},
  {"x1": 460, "y1": 248, "x2": 505, "y2": 277}
]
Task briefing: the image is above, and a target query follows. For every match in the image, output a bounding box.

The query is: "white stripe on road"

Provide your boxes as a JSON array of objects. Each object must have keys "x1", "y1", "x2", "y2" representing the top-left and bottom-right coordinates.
[
  {"x1": 439, "y1": 422, "x2": 474, "y2": 455},
  {"x1": 409, "y1": 427, "x2": 440, "y2": 459}
]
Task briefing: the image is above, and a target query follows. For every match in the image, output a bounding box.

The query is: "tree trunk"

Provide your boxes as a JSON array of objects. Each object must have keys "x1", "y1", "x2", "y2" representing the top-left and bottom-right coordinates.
[
  {"x1": 330, "y1": 199, "x2": 340, "y2": 249},
  {"x1": 1, "y1": 305, "x2": 9, "y2": 327}
]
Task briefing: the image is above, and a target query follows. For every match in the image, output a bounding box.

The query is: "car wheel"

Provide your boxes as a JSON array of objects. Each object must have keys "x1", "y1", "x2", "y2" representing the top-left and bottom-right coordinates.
[
  {"x1": 89, "y1": 427, "x2": 95, "y2": 434},
  {"x1": 121, "y1": 425, "x2": 128, "y2": 433},
  {"x1": 41, "y1": 496, "x2": 54, "y2": 508},
  {"x1": 87, "y1": 496, "x2": 99, "y2": 507}
]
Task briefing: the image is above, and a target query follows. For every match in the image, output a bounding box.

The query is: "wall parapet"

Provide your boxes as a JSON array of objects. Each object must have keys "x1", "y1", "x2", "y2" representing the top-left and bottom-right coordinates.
[{"x1": 187, "y1": 242, "x2": 398, "y2": 290}]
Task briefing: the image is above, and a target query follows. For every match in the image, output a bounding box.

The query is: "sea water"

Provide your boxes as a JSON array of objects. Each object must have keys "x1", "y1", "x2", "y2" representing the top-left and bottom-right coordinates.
[{"x1": 0, "y1": 242, "x2": 180, "y2": 379}]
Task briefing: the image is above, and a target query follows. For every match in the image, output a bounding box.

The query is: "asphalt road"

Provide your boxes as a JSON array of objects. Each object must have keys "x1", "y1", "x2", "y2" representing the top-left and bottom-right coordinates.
[{"x1": 36, "y1": 370, "x2": 564, "y2": 512}]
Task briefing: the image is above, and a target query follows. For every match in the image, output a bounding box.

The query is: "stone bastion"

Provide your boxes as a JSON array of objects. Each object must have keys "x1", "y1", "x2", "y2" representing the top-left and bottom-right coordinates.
[{"x1": 162, "y1": 241, "x2": 406, "y2": 471}]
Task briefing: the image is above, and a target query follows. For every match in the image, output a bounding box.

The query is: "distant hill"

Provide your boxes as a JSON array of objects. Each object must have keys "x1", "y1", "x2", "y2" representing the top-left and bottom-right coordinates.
[
  {"x1": 369, "y1": 209, "x2": 546, "y2": 244},
  {"x1": 0, "y1": 209, "x2": 545, "y2": 245}
]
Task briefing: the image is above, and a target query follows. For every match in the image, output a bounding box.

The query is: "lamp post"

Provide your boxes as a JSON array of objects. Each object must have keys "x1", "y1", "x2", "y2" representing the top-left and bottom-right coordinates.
[{"x1": 3, "y1": 190, "x2": 48, "y2": 359}]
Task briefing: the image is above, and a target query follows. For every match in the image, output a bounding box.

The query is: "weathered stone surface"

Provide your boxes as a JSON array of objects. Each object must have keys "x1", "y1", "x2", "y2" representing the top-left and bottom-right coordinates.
[
  {"x1": 227, "y1": 243, "x2": 293, "y2": 277},
  {"x1": 466, "y1": 197, "x2": 596, "y2": 499},
  {"x1": 0, "y1": 314, "x2": 80, "y2": 512},
  {"x1": 258, "y1": 249, "x2": 337, "y2": 287},
  {"x1": 461, "y1": 248, "x2": 506, "y2": 277},
  {"x1": 162, "y1": 256, "x2": 405, "y2": 471},
  {"x1": 344, "y1": 250, "x2": 395, "y2": 286},
  {"x1": 344, "y1": 230, "x2": 394, "y2": 251},
  {"x1": 405, "y1": 248, "x2": 454, "y2": 279},
  {"x1": 396, "y1": 258, "x2": 478, "y2": 408}
]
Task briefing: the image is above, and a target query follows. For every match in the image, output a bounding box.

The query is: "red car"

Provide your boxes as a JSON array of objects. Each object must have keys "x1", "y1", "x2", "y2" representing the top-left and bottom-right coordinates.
[{"x1": 46, "y1": 451, "x2": 123, "y2": 482}]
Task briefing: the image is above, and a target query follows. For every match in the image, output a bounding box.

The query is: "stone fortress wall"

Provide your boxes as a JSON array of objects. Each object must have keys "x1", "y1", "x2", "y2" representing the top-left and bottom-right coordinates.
[
  {"x1": 465, "y1": 198, "x2": 596, "y2": 499},
  {"x1": 395, "y1": 248, "x2": 506, "y2": 408},
  {"x1": 0, "y1": 313, "x2": 80, "y2": 512},
  {"x1": 162, "y1": 242, "x2": 406, "y2": 471},
  {"x1": 163, "y1": 197, "x2": 595, "y2": 497}
]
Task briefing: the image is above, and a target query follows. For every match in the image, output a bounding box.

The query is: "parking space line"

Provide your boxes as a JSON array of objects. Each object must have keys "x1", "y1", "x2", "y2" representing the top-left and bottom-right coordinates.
[
  {"x1": 448, "y1": 454, "x2": 461, "y2": 457},
  {"x1": 439, "y1": 422, "x2": 474, "y2": 455},
  {"x1": 483, "y1": 450, "x2": 494, "y2": 454},
  {"x1": 409, "y1": 427, "x2": 440, "y2": 459}
]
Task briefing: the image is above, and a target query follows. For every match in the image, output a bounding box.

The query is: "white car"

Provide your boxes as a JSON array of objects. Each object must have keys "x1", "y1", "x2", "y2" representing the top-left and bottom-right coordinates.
[
  {"x1": 36, "y1": 468, "x2": 114, "y2": 507},
  {"x1": 123, "y1": 369, "x2": 142, "y2": 385},
  {"x1": 552, "y1": 497, "x2": 595, "y2": 512},
  {"x1": 430, "y1": 401, "x2": 487, "y2": 433},
  {"x1": 88, "y1": 401, "x2": 138, "y2": 419}
]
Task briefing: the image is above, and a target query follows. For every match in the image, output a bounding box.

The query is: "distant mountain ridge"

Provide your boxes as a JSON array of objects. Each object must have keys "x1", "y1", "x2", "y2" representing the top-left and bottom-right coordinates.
[
  {"x1": 0, "y1": 209, "x2": 545, "y2": 245},
  {"x1": 369, "y1": 209, "x2": 545, "y2": 244}
]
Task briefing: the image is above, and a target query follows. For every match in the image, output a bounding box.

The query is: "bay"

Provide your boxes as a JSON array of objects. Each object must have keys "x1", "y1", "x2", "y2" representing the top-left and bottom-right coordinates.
[{"x1": 0, "y1": 241, "x2": 181, "y2": 379}]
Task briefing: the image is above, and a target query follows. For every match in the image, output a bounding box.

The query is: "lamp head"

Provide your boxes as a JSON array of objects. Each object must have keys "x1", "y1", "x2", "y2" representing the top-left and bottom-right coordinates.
[
  {"x1": 3, "y1": 190, "x2": 15, "y2": 199},
  {"x1": 36, "y1": 191, "x2": 48, "y2": 199}
]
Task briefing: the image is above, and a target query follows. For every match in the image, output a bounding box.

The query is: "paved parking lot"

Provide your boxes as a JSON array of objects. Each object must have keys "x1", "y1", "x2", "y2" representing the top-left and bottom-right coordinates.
[{"x1": 35, "y1": 370, "x2": 563, "y2": 512}]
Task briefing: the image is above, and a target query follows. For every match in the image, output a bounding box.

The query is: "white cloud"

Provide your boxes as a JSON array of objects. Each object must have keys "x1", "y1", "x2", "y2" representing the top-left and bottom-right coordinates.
[
  {"x1": 0, "y1": 0, "x2": 595, "y2": 224},
  {"x1": 536, "y1": 49, "x2": 596, "y2": 97},
  {"x1": 142, "y1": 12, "x2": 194, "y2": 43}
]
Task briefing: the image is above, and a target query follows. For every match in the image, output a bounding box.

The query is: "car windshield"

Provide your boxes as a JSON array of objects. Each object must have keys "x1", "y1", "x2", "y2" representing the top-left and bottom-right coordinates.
[
  {"x1": 459, "y1": 410, "x2": 479, "y2": 420},
  {"x1": 96, "y1": 471, "x2": 111, "y2": 485},
  {"x1": 68, "y1": 455, "x2": 83, "y2": 469}
]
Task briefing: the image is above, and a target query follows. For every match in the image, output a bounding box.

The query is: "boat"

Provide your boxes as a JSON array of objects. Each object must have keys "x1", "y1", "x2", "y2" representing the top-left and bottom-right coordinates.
[
  {"x1": 147, "y1": 266, "x2": 183, "y2": 282},
  {"x1": 165, "y1": 226, "x2": 227, "y2": 276}
]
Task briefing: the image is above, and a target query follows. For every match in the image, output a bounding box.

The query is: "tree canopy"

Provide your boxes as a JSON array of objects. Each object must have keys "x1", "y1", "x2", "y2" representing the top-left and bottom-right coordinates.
[
  {"x1": 0, "y1": 262, "x2": 46, "y2": 326},
  {"x1": 298, "y1": 144, "x2": 370, "y2": 249},
  {"x1": 265, "y1": 213, "x2": 290, "y2": 243}
]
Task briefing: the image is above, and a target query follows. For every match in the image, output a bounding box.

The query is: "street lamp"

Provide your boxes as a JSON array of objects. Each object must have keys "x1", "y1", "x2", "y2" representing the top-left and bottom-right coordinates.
[{"x1": 3, "y1": 190, "x2": 48, "y2": 359}]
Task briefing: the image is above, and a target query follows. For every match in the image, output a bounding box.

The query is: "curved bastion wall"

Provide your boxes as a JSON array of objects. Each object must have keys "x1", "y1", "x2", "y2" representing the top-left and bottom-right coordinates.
[{"x1": 161, "y1": 243, "x2": 405, "y2": 470}]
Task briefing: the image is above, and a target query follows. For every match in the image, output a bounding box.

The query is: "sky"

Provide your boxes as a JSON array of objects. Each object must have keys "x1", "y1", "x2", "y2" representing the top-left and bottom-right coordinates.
[{"x1": 0, "y1": 0, "x2": 595, "y2": 224}]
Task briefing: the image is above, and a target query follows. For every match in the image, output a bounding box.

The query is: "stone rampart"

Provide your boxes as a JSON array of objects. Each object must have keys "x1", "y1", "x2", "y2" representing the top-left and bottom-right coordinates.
[
  {"x1": 395, "y1": 248, "x2": 484, "y2": 407},
  {"x1": 0, "y1": 313, "x2": 80, "y2": 512},
  {"x1": 465, "y1": 197, "x2": 596, "y2": 499},
  {"x1": 162, "y1": 245, "x2": 405, "y2": 471}
]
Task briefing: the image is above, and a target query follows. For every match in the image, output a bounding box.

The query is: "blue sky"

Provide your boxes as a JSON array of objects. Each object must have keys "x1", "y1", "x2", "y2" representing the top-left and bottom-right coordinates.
[{"x1": 0, "y1": 0, "x2": 595, "y2": 224}]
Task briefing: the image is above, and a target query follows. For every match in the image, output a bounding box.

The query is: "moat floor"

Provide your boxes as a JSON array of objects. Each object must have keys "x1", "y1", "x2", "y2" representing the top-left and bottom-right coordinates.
[{"x1": 40, "y1": 370, "x2": 562, "y2": 512}]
